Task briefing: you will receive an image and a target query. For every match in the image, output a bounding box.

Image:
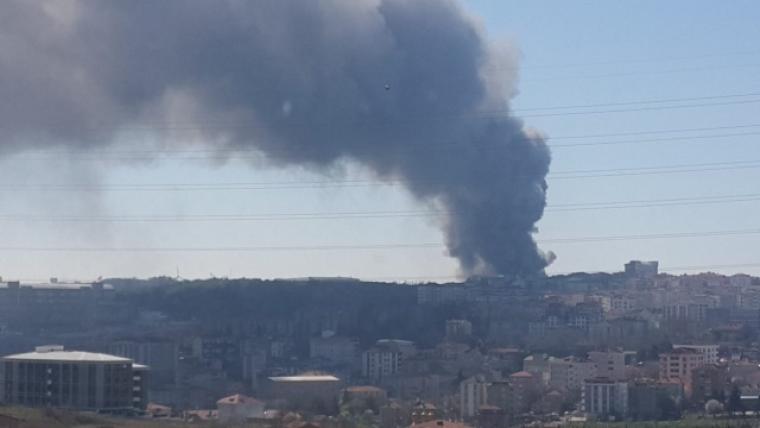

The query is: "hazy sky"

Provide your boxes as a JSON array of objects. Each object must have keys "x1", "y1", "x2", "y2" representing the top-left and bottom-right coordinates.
[{"x1": 1, "y1": 0, "x2": 759, "y2": 282}]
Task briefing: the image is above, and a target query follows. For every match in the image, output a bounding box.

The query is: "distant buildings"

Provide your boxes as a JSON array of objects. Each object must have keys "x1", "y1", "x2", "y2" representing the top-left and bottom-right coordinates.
[
  {"x1": 0, "y1": 345, "x2": 148, "y2": 412},
  {"x1": 0, "y1": 281, "x2": 127, "y2": 329},
  {"x1": 445, "y1": 320, "x2": 473, "y2": 342}
]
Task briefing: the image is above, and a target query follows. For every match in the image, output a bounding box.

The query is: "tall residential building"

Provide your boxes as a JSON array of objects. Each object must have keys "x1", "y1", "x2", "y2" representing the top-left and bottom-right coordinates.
[
  {"x1": 659, "y1": 348, "x2": 706, "y2": 396},
  {"x1": 459, "y1": 375, "x2": 488, "y2": 420},
  {"x1": 362, "y1": 340, "x2": 414, "y2": 381},
  {"x1": 582, "y1": 378, "x2": 629, "y2": 420},
  {"x1": 0, "y1": 346, "x2": 148, "y2": 412}
]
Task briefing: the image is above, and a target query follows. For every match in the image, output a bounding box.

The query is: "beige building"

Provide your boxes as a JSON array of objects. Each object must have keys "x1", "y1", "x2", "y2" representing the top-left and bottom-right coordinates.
[
  {"x1": 659, "y1": 348, "x2": 706, "y2": 396},
  {"x1": 659, "y1": 348, "x2": 705, "y2": 381},
  {"x1": 549, "y1": 357, "x2": 597, "y2": 391},
  {"x1": 589, "y1": 351, "x2": 626, "y2": 381}
]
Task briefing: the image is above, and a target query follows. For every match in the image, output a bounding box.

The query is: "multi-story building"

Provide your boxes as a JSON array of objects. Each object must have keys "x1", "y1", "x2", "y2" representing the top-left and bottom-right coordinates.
[
  {"x1": 659, "y1": 348, "x2": 706, "y2": 396},
  {"x1": 549, "y1": 357, "x2": 597, "y2": 391},
  {"x1": 672, "y1": 344, "x2": 719, "y2": 365},
  {"x1": 608, "y1": 295, "x2": 636, "y2": 316},
  {"x1": 508, "y1": 371, "x2": 537, "y2": 414},
  {"x1": 582, "y1": 378, "x2": 629, "y2": 420},
  {"x1": 268, "y1": 373, "x2": 342, "y2": 414},
  {"x1": 309, "y1": 334, "x2": 357, "y2": 365},
  {"x1": 0, "y1": 345, "x2": 148, "y2": 412},
  {"x1": 624, "y1": 261, "x2": 659, "y2": 280},
  {"x1": 362, "y1": 340, "x2": 414, "y2": 381},
  {"x1": 588, "y1": 351, "x2": 626, "y2": 381}
]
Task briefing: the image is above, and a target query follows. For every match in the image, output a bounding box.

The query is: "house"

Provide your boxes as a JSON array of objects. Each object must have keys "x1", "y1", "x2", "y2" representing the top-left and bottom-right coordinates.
[{"x1": 217, "y1": 393, "x2": 265, "y2": 423}]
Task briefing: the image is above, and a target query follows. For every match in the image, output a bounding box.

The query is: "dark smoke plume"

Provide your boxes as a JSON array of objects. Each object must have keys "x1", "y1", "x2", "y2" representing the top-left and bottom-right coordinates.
[{"x1": 0, "y1": 0, "x2": 552, "y2": 276}]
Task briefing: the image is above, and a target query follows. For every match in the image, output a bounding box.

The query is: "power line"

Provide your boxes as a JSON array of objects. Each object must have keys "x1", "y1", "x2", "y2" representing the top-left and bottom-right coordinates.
[
  {"x1": 1, "y1": 158, "x2": 759, "y2": 192},
  {"x1": 552, "y1": 130, "x2": 760, "y2": 148},
  {"x1": 5, "y1": 92, "x2": 760, "y2": 138},
  {"x1": 521, "y1": 49, "x2": 760, "y2": 70},
  {"x1": 520, "y1": 98, "x2": 760, "y2": 118},
  {"x1": 368, "y1": 261, "x2": 760, "y2": 281},
  {"x1": 517, "y1": 91, "x2": 760, "y2": 112},
  {"x1": 0, "y1": 192, "x2": 759, "y2": 223},
  {"x1": 10, "y1": 129, "x2": 760, "y2": 161},
  {"x1": 522, "y1": 63, "x2": 760, "y2": 83},
  {"x1": 1, "y1": 227, "x2": 760, "y2": 253},
  {"x1": 540, "y1": 228, "x2": 760, "y2": 244},
  {"x1": 550, "y1": 123, "x2": 760, "y2": 140}
]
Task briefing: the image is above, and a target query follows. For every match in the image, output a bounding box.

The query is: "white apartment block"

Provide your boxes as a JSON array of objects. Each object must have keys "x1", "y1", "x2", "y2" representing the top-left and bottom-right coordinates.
[
  {"x1": 582, "y1": 378, "x2": 628, "y2": 420},
  {"x1": 362, "y1": 348, "x2": 400, "y2": 380},
  {"x1": 672, "y1": 344, "x2": 718, "y2": 365},
  {"x1": 459, "y1": 375, "x2": 488, "y2": 420}
]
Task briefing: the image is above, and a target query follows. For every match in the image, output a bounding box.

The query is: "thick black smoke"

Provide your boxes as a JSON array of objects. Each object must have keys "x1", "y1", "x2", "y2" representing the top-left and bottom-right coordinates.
[{"x1": 0, "y1": 0, "x2": 552, "y2": 276}]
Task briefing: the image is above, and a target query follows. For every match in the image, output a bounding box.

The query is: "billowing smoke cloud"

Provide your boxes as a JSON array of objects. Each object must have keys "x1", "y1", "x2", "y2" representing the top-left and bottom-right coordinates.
[{"x1": 0, "y1": 0, "x2": 552, "y2": 277}]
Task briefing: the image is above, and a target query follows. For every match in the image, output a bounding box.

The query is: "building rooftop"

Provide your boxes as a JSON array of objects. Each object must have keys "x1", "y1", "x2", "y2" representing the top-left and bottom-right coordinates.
[
  {"x1": 3, "y1": 346, "x2": 131, "y2": 363},
  {"x1": 216, "y1": 394, "x2": 263, "y2": 406},
  {"x1": 413, "y1": 421, "x2": 472, "y2": 428},
  {"x1": 0, "y1": 281, "x2": 112, "y2": 290},
  {"x1": 345, "y1": 385, "x2": 384, "y2": 393},
  {"x1": 269, "y1": 374, "x2": 340, "y2": 382},
  {"x1": 510, "y1": 371, "x2": 534, "y2": 379}
]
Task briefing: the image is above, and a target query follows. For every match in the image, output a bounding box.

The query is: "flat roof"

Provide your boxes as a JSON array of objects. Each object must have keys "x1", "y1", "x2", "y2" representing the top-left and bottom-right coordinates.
[
  {"x1": 3, "y1": 350, "x2": 132, "y2": 363},
  {"x1": 269, "y1": 375, "x2": 340, "y2": 382},
  {"x1": 0, "y1": 282, "x2": 113, "y2": 290}
]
